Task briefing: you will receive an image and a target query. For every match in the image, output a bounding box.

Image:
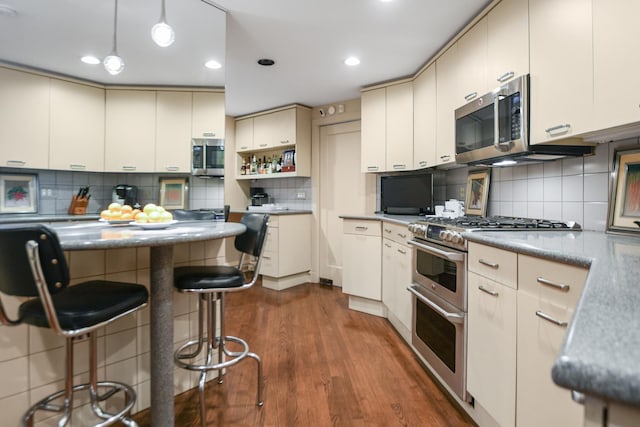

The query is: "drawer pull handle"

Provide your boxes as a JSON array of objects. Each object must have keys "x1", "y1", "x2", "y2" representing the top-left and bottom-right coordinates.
[
  {"x1": 259, "y1": 143, "x2": 268, "y2": 147},
  {"x1": 239, "y1": 146, "x2": 249, "y2": 150},
  {"x1": 464, "y1": 92, "x2": 478, "y2": 101},
  {"x1": 418, "y1": 160, "x2": 427, "y2": 167},
  {"x1": 122, "y1": 166, "x2": 137, "y2": 171},
  {"x1": 535, "y1": 310, "x2": 568, "y2": 328},
  {"x1": 537, "y1": 277, "x2": 570, "y2": 292},
  {"x1": 497, "y1": 71, "x2": 515, "y2": 83},
  {"x1": 202, "y1": 132, "x2": 216, "y2": 137},
  {"x1": 440, "y1": 154, "x2": 451, "y2": 161},
  {"x1": 478, "y1": 285, "x2": 499, "y2": 297},
  {"x1": 397, "y1": 233, "x2": 407, "y2": 238},
  {"x1": 69, "y1": 164, "x2": 86, "y2": 170},
  {"x1": 479, "y1": 259, "x2": 499, "y2": 269},
  {"x1": 384, "y1": 228, "x2": 392, "y2": 234},
  {"x1": 545, "y1": 124, "x2": 571, "y2": 135},
  {"x1": 165, "y1": 166, "x2": 179, "y2": 171},
  {"x1": 355, "y1": 226, "x2": 368, "y2": 231},
  {"x1": 393, "y1": 164, "x2": 406, "y2": 170},
  {"x1": 263, "y1": 255, "x2": 271, "y2": 260},
  {"x1": 367, "y1": 166, "x2": 379, "y2": 171},
  {"x1": 384, "y1": 243, "x2": 392, "y2": 248},
  {"x1": 7, "y1": 160, "x2": 26, "y2": 166},
  {"x1": 397, "y1": 248, "x2": 406, "y2": 255},
  {"x1": 280, "y1": 140, "x2": 290, "y2": 144}
]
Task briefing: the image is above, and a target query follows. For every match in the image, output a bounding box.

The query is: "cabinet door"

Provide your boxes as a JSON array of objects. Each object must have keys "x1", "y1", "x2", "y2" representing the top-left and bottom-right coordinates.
[
  {"x1": 435, "y1": 45, "x2": 459, "y2": 166},
  {"x1": 260, "y1": 225, "x2": 279, "y2": 277},
  {"x1": 105, "y1": 90, "x2": 156, "y2": 172},
  {"x1": 517, "y1": 290, "x2": 583, "y2": 427},
  {"x1": 529, "y1": 0, "x2": 593, "y2": 143},
  {"x1": 0, "y1": 67, "x2": 49, "y2": 169},
  {"x1": 385, "y1": 82, "x2": 413, "y2": 172},
  {"x1": 49, "y1": 79, "x2": 105, "y2": 172},
  {"x1": 278, "y1": 214, "x2": 311, "y2": 277},
  {"x1": 486, "y1": 0, "x2": 529, "y2": 87},
  {"x1": 382, "y1": 239, "x2": 396, "y2": 310},
  {"x1": 456, "y1": 17, "x2": 488, "y2": 106},
  {"x1": 192, "y1": 92, "x2": 225, "y2": 139},
  {"x1": 413, "y1": 65, "x2": 436, "y2": 169},
  {"x1": 253, "y1": 108, "x2": 296, "y2": 149},
  {"x1": 342, "y1": 233, "x2": 381, "y2": 300},
  {"x1": 593, "y1": 0, "x2": 640, "y2": 131},
  {"x1": 156, "y1": 91, "x2": 192, "y2": 173},
  {"x1": 360, "y1": 88, "x2": 386, "y2": 172},
  {"x1": 467, "y1": 271, "x2": 517, "y2": 427},
  {"x1": 235, "y1": 117, "x2": 254, "y2": 151}
]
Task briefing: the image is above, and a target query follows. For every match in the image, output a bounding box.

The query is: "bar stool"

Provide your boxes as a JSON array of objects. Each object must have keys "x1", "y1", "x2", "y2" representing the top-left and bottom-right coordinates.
[
  {"x1": 0, "y1": 224, "x2": 149, "y2": 427},
  {"x1": 173, "y1": 213, "x2": 269, "y2": 425}
]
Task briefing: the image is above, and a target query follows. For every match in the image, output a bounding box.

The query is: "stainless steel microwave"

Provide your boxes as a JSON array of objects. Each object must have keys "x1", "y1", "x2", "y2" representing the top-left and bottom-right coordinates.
[{"x1": 192, "y1": 138, "x2": 224, "y2": 176}]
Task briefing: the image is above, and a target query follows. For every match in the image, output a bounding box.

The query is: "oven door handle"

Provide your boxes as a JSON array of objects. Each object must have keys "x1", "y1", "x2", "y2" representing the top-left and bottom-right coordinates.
[
  {"x1": 407, "y1": 240, "x2": 464, "y2": 262},
  {"x1": 407, "y1": 285, "x2": 464, "y2": 324}
]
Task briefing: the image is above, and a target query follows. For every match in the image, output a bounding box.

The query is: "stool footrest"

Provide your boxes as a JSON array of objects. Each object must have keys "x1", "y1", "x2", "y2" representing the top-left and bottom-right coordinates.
[{"x1": 174, "y1": 335, "x2": 250, "y2": 372}]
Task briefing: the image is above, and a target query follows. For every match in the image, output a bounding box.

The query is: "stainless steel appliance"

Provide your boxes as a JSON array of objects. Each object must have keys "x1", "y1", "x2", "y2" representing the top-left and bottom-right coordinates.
[
  {"x1": 192, "y1": 138, "x2": 224, "y2": 176},
  {"x1": 454, "y1": 74, "x2": 593, "y2": 165},
  {"x1": 250, "y1": 187, "x2": 270, "y2": 207},
  {"x1": 406, "y1": 215, "x2": 581, "y2": 403},
  {"x1": 112, "y1": 184, "x2": 138, "y2": 206}
]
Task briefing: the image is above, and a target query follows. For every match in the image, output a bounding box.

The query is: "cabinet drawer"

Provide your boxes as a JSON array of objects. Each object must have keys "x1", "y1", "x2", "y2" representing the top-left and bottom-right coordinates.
[
  {"x1": 468, "y1": 242, "x2": 517, "y2": 289},
  {"x1": 382, "y1": 222, "x2": 410, "y2": 245},
  {"x1": 264, "y1": 228, "x2": 278, "y2": 253},
  {"x1": 518, "y1": 254, "x2": 588, "y2": 307},
  {"x1": 260, "y1": 250, "x2": 278, "y2": 277},
  {"x1": 343, "y1": 219, "x2": 381, "y2": 237}
]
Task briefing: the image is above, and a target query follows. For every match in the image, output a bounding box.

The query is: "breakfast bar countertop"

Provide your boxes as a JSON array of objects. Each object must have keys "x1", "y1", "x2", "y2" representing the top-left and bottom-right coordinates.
[{"x1": 462, "y1": 230, "x2": 640, "y2": 408}]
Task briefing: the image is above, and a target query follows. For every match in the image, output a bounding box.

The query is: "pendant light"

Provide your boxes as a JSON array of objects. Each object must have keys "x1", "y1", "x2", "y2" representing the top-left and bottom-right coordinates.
[
  {"x1": 151, "y1": 0, "x2": 175, "y2": 47},
  {"x1": 104, "y1": 0, "x2": 124, "y2": 75}
]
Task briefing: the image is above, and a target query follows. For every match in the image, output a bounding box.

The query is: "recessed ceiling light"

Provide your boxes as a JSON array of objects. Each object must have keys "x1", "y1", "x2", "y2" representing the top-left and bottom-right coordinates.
[
  {"x1": 380, "y1": 0, "x2": 394, "y2": 2},
  {"x1": 344, "y1": 56, "x2": 360, "y2": 66},
  {"x1": 257, "y1": 58, "x2": 275, "y2": 66},
  {"x1": 205, "y1": 60, "x2": 222, "y2": 69},
  {"x1": 81, "y1": 56, "x2": 101, "y2": 65},
  {"x1": 0, "y1": 5, "x2": 17, "y2": 17}
]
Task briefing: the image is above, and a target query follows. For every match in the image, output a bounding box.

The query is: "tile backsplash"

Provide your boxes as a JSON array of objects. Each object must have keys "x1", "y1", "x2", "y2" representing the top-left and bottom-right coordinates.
[{"x1": 249, "y1": 177, "x2": 312, "y2": 210}]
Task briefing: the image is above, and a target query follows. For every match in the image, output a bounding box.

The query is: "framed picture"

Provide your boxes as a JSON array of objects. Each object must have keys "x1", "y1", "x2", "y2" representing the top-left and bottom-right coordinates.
[
  {"x1": 0, "y1": 174, "x2": 38, "y2": 213},
  {"x1": 608, "y1": 147, "x2": 640, "y2": 234},
  {"x1": 159, "y1": 177, "x2": 189, "y2": 210},
  {"x1": 465, "y1": 170, "x2": 490, "y2": 217}
]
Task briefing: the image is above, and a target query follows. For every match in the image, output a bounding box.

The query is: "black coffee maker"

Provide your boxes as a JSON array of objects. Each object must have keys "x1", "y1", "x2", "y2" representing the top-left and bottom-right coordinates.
[
  {"x1": 250, "y1": 187, "x2": 270, "y2": 206},
  {"x1": 112, "y1": 184, "x2": 138, "y2": 207}
]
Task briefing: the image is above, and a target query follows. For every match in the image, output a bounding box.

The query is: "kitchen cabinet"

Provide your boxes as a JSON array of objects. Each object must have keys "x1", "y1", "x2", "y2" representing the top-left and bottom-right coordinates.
[
  {"x1": 381, "y1": 222, "x2": 412, "y2": 340},
  {"x1": 516, "y1": 254, "x2": 587, "y2": 427},
  {"x1": 191, "y1": 91, "x2": 225, "y2": 139},
  {"x1": 49, "y1": 79, "x2": 105, "y2": 172},
  {"x1": 413, "y1": 64, "x2": 436, "y2": 169},
  {"x1": 105, "y1": 89, "x2": 156, "y2": 173},
  {"x1": 235, "y1": 105, "x2": 311, "y2": 179},
  {"x1": 592, "y1": 0, "x2": 640, "y2": 133},
  {"x1": 260, "y1": 214, "x2": 312, "y2": 291},
  {"x1": 486, "y1": 0, "x2": 529, "y2": 87},
  {"x1": 467, "y1": 246, "x2": 518, "y2": 427},
  {"x1": 342, "y1": 219, "x2": 382, "y2": 309},
  {"x1": 156, "y1": 91, "x2": 192, "y2": 173},
  {"x1": 0, "y1": 67, "x2": 50, "y2": 169},
  {"x1": 435, "y1": 45, "x2": 459, "y2": 166},
  {"x1": 360, "y1": 81, "x2": 414, "y2": 173},
  {"x1": 529, "y1": 0, "x2": 594, "y2": 143},
  {"x1": 456, "y1": 17, "x2": 488, "y2": 106}
]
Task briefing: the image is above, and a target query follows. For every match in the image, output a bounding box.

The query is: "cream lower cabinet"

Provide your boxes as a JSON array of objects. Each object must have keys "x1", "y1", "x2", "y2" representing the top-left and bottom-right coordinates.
[
  {"x1": 381, "y1": 222, "x2": 412, "y2": 340},
  {"x1": 260, "y1": 214, "x2": 311, "y2": 291},
  {"x1": 342, "y1": 219, "x2": 382, "y2": 315}
]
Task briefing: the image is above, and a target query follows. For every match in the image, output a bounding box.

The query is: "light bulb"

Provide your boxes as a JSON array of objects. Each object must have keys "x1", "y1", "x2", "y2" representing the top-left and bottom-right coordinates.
[
  {"x1": 104, "y1": 54, "x2": 125, "y2": 75},
  {"x1": 151, "y1": 21, "x2": 175, "y2": 47}
]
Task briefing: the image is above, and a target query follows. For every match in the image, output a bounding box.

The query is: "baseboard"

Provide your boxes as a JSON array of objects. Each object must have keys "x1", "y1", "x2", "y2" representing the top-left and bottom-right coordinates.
[{"x1": 261, "y1": 272, "x2": 311, "y2": 291}]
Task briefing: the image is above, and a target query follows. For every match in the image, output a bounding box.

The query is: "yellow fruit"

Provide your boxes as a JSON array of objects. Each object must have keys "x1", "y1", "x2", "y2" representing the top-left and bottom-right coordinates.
[
  {"x1": 160, "y1": 211, "x2": 173, "y2": 222},
  {"x1": 143, "y1": 203, "x2": 157, "y2": 214},
  {"x1": 121, "y1": 205, "x2": 133, "y2": 213},
  {"x1": 157, "y1": 206, "x2": 166, "y2": 214},
  {"x1": 109, "y1": 210, "x2": 122, "y2": 219},
  {"x1": 121, "y1": 213, "x2": 133, "y2": 220},
  {"x1": 148, "y1": 211, "x2": 161, "y2": 223},
  {"x1": 131, "y1": 208, "x2": 141, "y2": 218},
  {"x1": 108, "y1": 202, "x2": 122, "y2": 212},
  {"x1": 100, "y1": 210, "x2": 111, "y2": 220},
  {"x1": 135, "y1": 212, "x2": 149, "y2": 223}
]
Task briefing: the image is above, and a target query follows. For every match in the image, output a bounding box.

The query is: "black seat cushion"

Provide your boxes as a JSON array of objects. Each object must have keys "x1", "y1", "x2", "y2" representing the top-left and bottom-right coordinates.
[
  {"x1": 19, "y1": 281, "x2": 148, "y2": 330},
  {"x1": 174, "y1": 265, "x2": 245, "y2": 291}
]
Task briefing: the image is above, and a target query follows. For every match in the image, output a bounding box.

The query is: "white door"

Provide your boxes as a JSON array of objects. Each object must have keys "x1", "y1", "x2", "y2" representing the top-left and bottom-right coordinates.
[{"x1": 319, "y1": 121, "x2": 376, "y2": 286}]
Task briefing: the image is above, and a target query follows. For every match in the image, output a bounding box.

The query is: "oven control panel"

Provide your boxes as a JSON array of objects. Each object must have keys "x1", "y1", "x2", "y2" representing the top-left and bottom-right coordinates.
[{"x1": 408, "y1": 222, "x2": 467, "y2": 250}]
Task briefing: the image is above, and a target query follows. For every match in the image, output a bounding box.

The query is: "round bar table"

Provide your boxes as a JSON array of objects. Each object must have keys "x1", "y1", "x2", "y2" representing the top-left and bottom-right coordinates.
[{"x1": 50, "y1": 220, "x2": 246, "y2": 427}]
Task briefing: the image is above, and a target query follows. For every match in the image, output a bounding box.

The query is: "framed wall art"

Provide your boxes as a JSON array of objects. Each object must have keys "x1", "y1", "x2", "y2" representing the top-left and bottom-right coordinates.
[
  {"x1": 465, "y1": 170, "x2": 490, "y2": 217},
  {"x1": 608, "y1": 147, "x2": 640, "y2": 234},
  {"x1": 0, "y1": 174, "x2": 38, "y2": 213},
  {"x1": 159, "y1": 177, "x2": 189, "y2": 210}
]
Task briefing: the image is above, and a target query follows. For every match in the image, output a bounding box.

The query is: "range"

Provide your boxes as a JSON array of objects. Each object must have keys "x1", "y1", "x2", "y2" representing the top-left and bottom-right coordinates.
[{"x1": 406, "y1": 215, "x2": 581, "y2": 403}]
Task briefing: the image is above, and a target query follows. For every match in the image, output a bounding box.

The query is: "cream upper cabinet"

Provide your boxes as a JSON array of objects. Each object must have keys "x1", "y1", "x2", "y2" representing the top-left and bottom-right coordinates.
[
  {"x1": 360, "y1": 88, "x2": 386, "y2": 172},
  {"x1": 435, "y1": 45, "x2": 459, "y2": 166},
  {"x1": 253, "y1": 107, "x2": 298, "y2": 149},
  {"x1": 486, "y1": 0, "x2": 529, "y2": 87},
  {"x1": 593, "y1": 0, "x2": 640, "y2": 132},
  {"x1": 529, "y1": 0, "x2": 594, "y2": 143},
  {"x1": 0, "y1": 67, "x2": 50, "y2": 169},
  {"x1": 456, "y1": 17, "x2": 488, "y2": 106},
  {"x1": 49, "y1": 79, "x2": 105, "y2": 172},
  {"x1": 156, "y1": 91, "x2": 192, "y2": 173},
  {"x1": 105, "y1": 90, "x2": 156, "y2": 173},
  {"x1": 191, "y1": 91, "x2": 225, "y2": 139},
  {"x1": 385, "y1": 81, "x2": 414, "y2": 172},
  {"x1": 413, "y1": 65, "x2": 436, "y2": 169},
  {"x1": 235, "y1": 117, "x2": 254, "y2": 151}
]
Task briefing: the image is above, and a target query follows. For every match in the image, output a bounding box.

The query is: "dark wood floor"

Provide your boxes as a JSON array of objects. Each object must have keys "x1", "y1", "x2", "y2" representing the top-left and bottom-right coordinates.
[{"x1": 132, "y1": 282, "x2": 475, "y2": 427}]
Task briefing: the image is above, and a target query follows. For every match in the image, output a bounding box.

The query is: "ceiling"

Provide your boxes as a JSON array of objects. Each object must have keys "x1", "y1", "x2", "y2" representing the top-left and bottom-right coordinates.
[{"x1": 0, "y1": 0, "x2": 492, "y2": 117}]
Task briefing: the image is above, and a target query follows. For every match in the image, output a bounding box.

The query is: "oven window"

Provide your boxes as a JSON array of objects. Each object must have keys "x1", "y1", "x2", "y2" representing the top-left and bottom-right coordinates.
[
  {"x1": 416, "y1": 250, "x2": 457, "y2": 293},
  {"x1": 416, "y1": 298, "x2": 456, "y2": 372}
]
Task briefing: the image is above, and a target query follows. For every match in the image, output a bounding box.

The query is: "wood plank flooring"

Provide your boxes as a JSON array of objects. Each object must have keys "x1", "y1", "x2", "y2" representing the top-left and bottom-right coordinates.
[{"x1": 132, "y1": 282, "x2": 475, "y2": 426}]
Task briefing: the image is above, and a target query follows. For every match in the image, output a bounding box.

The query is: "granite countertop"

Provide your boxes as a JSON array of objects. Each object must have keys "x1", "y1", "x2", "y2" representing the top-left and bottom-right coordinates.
[
  {"x1": 339, "y1": 213, "x2": 425, "y2": 225},
  {"x1": 0, "y1": 214, "x2": 101, "y2": 224},
  {"x1": 232, "y1": 209, "x2": 312, "y2": 215},
  {"x1": 463, "y1": 230, "x2": 640, "y2": 407}
]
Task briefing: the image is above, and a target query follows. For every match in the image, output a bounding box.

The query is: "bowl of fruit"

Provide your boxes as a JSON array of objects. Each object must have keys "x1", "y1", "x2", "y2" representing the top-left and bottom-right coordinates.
[
  {"x1": 100, "y1": 203, "x2": 176, "y2": 229},
  {"x1": 100, "y1": 203, "x2": 138, "y2": 225}
]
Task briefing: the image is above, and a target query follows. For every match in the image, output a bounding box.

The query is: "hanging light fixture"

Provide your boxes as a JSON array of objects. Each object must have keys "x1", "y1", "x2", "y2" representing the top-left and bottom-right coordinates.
[
  {"x1": 151, "y1": 0, "x2": 175, "y2": 47},
  {"x1": 104, "y1": 0, "x2": 124, "y2": 75}
]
